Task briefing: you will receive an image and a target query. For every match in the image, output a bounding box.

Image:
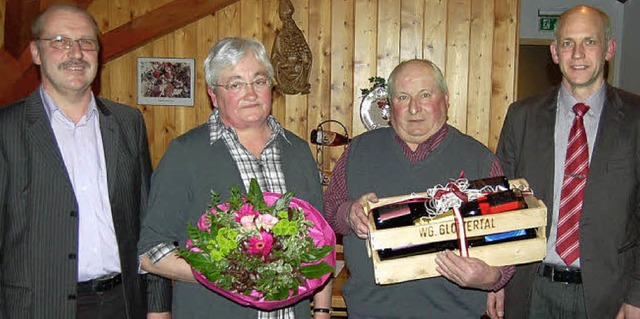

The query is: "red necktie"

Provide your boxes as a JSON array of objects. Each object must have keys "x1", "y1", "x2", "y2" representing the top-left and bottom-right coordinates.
[{"x1": 556, "y1": 102, "x2": 590, "y2": 265}]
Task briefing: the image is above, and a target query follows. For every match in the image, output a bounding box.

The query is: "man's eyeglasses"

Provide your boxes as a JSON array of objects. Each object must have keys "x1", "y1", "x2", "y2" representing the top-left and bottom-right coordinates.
[
  {"x1": 213, "y1": 77, "x2": 272, "y2": 93},
  {"x1": 37, "y1": 35, "x2": 100, "y2": 51}
]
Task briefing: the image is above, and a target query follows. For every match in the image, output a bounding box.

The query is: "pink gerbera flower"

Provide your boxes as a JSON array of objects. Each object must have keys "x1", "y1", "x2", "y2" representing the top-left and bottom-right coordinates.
[{"x1": 247, "y1": 231, "x2": 274, "y2": 257}]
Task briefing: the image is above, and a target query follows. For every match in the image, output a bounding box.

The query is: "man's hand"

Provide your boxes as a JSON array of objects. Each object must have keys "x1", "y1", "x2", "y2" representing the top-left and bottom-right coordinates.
[
  {"x1": 434, "y1": 250, "x2": 501, "y2": 290},
  {"x1": 616, "y1": 303, "x2": 640, "y2": 319},
  {"x1": 346, "y1": 193, "x2": 378, "y2": 239},
  {"x1": 486, "y1": 289, "x2": 505, "y2": 319}
]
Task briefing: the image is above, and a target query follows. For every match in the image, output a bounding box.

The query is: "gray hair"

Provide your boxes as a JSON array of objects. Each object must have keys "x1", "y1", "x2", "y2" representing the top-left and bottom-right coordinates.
[
  {"x1": 32, "y1": 4, "x2": 99, "y2": 39},
  {"x1": 204, "y1": 37, "x2": 275, "y2": 89},
  {"x1": 387, "y1": 59, "x2": 448, "y2": 99},
  {"x1": 554, "y1": 5, "x2": 613, "y2": 45}
]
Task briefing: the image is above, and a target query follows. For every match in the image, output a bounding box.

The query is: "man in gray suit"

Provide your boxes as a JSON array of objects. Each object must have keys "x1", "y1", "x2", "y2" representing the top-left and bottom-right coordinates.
[
  {"x1": 0, "y1": 5, "x2": 170, "y2": 319},
  {"x1": 497, "y1": 5, "x2": 640, "y2": 319}
]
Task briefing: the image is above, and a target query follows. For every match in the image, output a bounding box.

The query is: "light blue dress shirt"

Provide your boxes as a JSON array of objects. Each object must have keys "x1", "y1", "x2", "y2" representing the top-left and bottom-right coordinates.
[
  {"x1": 546, "y1": 83, "x2": 606, "y2": 268},
  {"x1": 40, "y1": 88, "x2": 121, "y2": 281}
]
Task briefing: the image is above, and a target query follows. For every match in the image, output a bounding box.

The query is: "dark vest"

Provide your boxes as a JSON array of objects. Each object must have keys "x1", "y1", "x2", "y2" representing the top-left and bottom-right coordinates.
[{"x1": 343, "y1": 126, "x2": 496, "y2": 318}]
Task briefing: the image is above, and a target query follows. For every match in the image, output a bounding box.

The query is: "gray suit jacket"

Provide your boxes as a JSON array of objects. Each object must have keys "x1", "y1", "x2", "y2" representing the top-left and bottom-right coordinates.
[
  {"x1": 0, "y1": 90, "x2": 170, "y2": 318},
  {"x1": 496, "y1": 85, "x2": 640, "y2": 318}
]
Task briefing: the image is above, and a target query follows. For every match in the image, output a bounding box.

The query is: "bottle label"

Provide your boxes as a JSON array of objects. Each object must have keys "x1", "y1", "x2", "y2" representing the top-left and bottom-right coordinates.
[{"x1": 315, "y1": 131, "x2": 337, "y2": 145}]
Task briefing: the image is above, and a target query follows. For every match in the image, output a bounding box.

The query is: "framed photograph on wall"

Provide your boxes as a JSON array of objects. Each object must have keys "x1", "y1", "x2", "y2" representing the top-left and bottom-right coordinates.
[{"x1": 137, "y1": 57, "x2": 195, "y2": 106}]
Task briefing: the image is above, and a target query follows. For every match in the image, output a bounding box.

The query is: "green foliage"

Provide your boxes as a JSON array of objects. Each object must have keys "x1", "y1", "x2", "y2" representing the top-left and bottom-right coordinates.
[
  {"x1": 360, "y1": 76, "x2": 387, "y2": 96},
  {"x1": 246, "y1": 179, "x2": 267, "y2": 211},
  {"x1": 301, "y1": 244, "x2": 333, "y2": 262},
  {"x1": 301, "y1": 261, "x2": 335, "y2": 279}
]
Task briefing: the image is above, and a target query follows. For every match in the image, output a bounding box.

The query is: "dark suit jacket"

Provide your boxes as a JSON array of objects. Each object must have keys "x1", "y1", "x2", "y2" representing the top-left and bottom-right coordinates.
[
  {"x1": 0, "y1": 90, "x2": 170, "y2": 318},
  {"x1": 496, "y1": 84, "x2": 640, "y2": 319}
]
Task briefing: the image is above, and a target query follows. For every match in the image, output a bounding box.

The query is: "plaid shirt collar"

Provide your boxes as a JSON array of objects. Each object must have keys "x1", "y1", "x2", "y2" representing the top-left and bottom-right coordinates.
[{"x1": 207, "y1": 108, "x2": 290, "y2": 145}]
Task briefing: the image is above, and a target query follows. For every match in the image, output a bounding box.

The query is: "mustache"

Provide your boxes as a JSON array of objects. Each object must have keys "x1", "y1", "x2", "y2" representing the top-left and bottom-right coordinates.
[{"x1": 59, "y1": 59, "x2": 90, "y2": 69}]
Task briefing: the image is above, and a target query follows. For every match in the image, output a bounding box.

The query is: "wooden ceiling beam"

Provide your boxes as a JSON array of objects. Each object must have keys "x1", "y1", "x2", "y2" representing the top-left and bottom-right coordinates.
[
  {"x1": 0, "y1": 47, "x2": 37, "y2": 105},
  {"x1": 4, "y1": 0, "x2": 41, "y2": 58},
  {"x1": 39, "y1": 0, "x2": 90, "y2": 10},
  {"x1": 3, "y1": 0, "x2": 95, "y2": 59},
  {"x1": 100, "y1": 0, "x2": 237, "y2": 62},
  {"x1": 0, "y1": 0, "x2": 240, "y2": 105}
]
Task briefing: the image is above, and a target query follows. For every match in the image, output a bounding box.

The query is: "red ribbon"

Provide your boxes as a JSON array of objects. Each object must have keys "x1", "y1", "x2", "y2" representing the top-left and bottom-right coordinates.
[
  {"x1": 452, "y1": 206, "x2": 468, "y2": 257},
  {"x1": 430, "y1": 178, "x2": 471, "y2": 256},
  {"x1": 433, "y1": 182, "x2": 469, "y2": 202}
]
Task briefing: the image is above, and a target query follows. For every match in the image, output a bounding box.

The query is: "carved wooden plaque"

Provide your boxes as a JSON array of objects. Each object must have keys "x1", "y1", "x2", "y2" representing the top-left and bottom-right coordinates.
[{"x1": 270, "y1": 0, "x2": 312, "y2": 95}]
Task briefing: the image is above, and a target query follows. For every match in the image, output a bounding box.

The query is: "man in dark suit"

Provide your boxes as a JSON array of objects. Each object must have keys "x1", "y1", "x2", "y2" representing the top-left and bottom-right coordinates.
[
  {"x1": 497, "y1": 5, "x2": 640, "y2": 319},
  {"x1": 0, "y1": 5, "x2": 170, "y2": 319}
]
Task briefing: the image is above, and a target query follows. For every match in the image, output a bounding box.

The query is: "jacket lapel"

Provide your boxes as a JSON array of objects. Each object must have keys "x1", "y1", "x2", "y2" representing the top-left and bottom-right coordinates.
[
  {"x1": 96, "y1": 99, "x2": 129, "y2": 240},
  {"x1": 25, "y1": 90, "x2": 75, "y2": 194},
  {"x1": 96, "y1": 99, "x2": 119, "y2": 201},
  {"x1": 530, "y1": 88, "x2": 559, "y2": 235},
  {"x1": 583, "y1": 85, "x2": 624, "y2": 207}
]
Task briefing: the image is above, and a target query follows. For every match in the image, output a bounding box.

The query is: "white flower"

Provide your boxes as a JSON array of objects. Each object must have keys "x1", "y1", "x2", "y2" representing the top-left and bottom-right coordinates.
[{"x1": 256, "y1": 214, "x2": 279, "y2": 230}]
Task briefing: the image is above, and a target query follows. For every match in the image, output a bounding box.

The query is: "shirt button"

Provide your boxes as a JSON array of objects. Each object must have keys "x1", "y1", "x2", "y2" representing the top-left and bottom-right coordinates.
[
  {"x1": 68, "y1": 253, "x2": 76, "y2": 260},
  {"x1": 70, "y1": 211, "x2": 77, "y2": 217},
  {"x1": 68, "y1": 294, "x2": 77, "y2": 300}
]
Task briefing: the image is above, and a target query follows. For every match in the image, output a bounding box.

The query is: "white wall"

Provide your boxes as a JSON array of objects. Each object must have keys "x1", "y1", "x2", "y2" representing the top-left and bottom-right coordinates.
[{"x1": 519, "y1": 0, "x2": 630, "y2": 89}]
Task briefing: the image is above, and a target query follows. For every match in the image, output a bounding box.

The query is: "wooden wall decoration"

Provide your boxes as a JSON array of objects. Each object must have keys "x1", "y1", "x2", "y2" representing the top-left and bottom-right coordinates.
[
  {"x1": 0, "y1": 0, "x2": 520, "y2": 174},
  {"x1": 271, "y1": 0, "x2": 312, "y2": 95}
]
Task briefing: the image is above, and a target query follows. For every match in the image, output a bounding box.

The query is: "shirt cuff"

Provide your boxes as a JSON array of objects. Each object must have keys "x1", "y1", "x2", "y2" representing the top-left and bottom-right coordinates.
[
  {"x1": 335, "y1": 201, "x2": 355, "y2": 235},
  {"x1": 489, "y1": 265, "x2": 515, "y2": 291},
  {"x1": 138, "y1": 242, "x2": 178, "y2": 274}
]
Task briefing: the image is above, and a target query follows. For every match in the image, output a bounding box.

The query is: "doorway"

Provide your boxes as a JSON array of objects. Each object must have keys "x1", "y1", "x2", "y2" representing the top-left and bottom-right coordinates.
[{"x1": 517, "y1": 40, "x2": 563, "y2": 100}]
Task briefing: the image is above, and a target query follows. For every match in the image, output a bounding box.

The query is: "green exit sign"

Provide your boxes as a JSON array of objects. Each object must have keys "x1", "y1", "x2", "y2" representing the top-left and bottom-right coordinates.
[{"x1": 539, "y1": 16, "x2": 559, "y2": 31}]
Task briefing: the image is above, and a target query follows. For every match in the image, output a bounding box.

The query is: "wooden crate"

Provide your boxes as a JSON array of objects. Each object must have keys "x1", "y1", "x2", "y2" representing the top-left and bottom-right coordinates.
[{"x1": 365, "y1": 179, "x2": 547, "y2": 285}]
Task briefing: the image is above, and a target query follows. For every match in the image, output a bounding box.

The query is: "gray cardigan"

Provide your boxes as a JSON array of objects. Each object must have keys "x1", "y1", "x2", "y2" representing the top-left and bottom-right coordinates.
[{"x1": 139, "y1": 123, "x2": 324, "y2": 318}]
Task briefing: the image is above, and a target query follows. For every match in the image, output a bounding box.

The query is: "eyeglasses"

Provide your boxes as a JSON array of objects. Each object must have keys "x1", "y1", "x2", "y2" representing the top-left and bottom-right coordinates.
[
  {"x1": 37, "y1": 35, "x2": 100, "y2": 51},
  {"x1": 213, "y1": 77, "x2": 272, "y2": 93}
]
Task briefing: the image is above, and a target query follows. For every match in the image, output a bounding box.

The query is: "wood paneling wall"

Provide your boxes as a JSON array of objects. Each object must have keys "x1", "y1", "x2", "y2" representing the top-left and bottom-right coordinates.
[
  {"x1": 0, "y1": 0, "x2": 519, "y2": 171},
  {"x1": 0, "y1": 0, "x2": 5, "y2": 48}
]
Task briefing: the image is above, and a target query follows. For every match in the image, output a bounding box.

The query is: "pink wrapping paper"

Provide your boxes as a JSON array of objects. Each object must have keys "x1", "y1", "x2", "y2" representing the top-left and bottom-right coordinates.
[{"x1": 189, "y1": 192, "x2": 336, "y2": 310}]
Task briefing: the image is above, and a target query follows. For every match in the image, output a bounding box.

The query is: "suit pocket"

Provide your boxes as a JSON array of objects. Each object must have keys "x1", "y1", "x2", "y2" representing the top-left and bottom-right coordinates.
[
  {"x1": 618, "y1": 220, "x2": 639, "y2": 253},
  {"x1": 607, "y1": 158, "x2": 633, "y2": 173},
  {"x1": 618, "y1": 240, "x2": 638, "y2": 253}
]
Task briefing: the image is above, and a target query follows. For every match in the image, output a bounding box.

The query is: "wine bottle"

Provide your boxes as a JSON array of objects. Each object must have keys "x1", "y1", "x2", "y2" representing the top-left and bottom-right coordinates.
[
  {"x1": 377, "y1": 228, "x2": 537, "y2": 260},
  {"x1": 467, "y1": 176, "x2": 510, "y2": 191},
  {"x1": 372, "y1": 199, "x2": 431, "y2": 230},
  {"x1": 310, "y1": 129, "x2": 350, "y2": 146},
  {"x1": 460, "y1": 189, "x2": 527, "y2": 216},
  {"x1": 372, "y1": 189, "x2": 527, "y2": 230}
]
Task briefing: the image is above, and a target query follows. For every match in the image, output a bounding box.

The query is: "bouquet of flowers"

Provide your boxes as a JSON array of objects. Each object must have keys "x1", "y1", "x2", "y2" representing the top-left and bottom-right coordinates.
[{"x1": 178, "y1": 179, "x2": 335, "y2": 310}]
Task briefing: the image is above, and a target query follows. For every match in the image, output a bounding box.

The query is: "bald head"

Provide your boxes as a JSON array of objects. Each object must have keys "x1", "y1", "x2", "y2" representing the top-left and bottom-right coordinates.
[
  {"x1": 555, "y1": 5, "x2": 612, "y2": 44},
  {"x1": 387, "y1": 59, "x2": 448, "y2": 99},
  {"x1": 32, "y1": 4, "x2": 99, "y2": 40}
]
